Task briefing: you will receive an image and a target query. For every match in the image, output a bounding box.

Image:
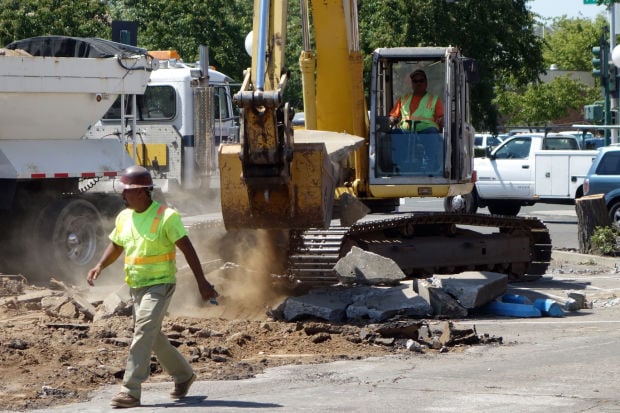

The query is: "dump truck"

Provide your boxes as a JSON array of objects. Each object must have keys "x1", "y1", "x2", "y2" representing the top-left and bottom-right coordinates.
[
  {"x1": 218, "y1": 0, "x2": 551, "y2": 286},
  {"x1": 0, "y1": 36, "x2": 157, "y2": 278}
]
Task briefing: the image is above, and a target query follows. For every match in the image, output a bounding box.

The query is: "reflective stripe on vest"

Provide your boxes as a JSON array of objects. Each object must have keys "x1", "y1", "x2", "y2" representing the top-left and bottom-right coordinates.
[
  {"x1": 150, "y1": 204, "x2": 166, "y2": 233},
  {"x1": 125, "y1": 251, "x2": 176, "y2": 265},
  {"x1": 399, "y1": 93, "x2": 438, "y2": 131}
]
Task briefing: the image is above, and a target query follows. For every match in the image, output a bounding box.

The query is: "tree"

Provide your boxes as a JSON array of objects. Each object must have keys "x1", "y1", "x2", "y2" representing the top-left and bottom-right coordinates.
[
  {"x1": 494, "y1": 14, "x2": 605, "y2": 128},
  {"x1": 542, "y1": 16, "x2": 608, "y2": 71},
  {"x1": 108, "y1": 0, "x2": 251, "y2": 81},
  {"x1": 494, "y1": 75, "x2": 600, "y2": 127},
  {"x1": 0, "y1": 0, "x2": 109, "y2": 45}
]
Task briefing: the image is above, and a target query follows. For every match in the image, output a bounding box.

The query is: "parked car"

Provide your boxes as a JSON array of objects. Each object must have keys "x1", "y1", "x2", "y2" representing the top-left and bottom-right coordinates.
[
  {"x1": 583, "y1": 146, "x2": 620, "y2": 225},
  {"x1": 474, "y1": 133, "x2": 503, "y2": 156},
  {"x1": 556, "y1": 131, "x2": 603, "y2": 149}
]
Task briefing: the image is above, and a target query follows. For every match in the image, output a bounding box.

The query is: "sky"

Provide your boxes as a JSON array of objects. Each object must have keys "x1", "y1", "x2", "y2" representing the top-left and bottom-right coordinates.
[{"x1": 528, "y1": 0, "x2": 608, "y2": 20}]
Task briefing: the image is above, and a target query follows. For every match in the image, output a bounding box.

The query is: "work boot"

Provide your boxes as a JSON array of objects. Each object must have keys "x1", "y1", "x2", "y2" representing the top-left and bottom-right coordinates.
[
  {"x1": 110, "y1": 392, "x2": 140, "y2": 408},
  {"x1": 170, "y1": 373, "x2": 196, "y2": 399}
]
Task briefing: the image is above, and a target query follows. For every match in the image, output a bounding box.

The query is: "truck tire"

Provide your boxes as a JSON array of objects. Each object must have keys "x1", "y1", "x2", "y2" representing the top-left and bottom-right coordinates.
[
  {"x1": 608, "y1": 200, "x2": 620, "y2": 227},
  {"x1": 35, "y1": 199, "x2": 104, "y2": 279},
  {"x1": 487, "y1": 201, "x2": 521, "y2": 216},
  {"x1": 443, "y1": 193, "x2": 478, "y2": 214}
]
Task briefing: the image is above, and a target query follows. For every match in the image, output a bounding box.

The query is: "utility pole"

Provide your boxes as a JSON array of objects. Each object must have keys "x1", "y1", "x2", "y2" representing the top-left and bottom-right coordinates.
[{"x1": 609, "y1": 3, "x2": 618, "y2": 144}]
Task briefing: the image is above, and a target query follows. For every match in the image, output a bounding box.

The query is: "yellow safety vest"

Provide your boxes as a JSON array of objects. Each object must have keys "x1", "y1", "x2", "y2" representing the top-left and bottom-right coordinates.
[
  {"x1": 399, "y1": 93, "x2": 439, "y2": 132},
  {"x1": 111, "y1": 201, "x2": 186, "y2": 288}
]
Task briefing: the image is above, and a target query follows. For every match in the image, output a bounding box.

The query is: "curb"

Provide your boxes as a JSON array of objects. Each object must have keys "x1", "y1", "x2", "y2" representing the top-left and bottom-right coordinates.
[{"x1": 551, "y1": 250, "x2": 619, "y2": 269}]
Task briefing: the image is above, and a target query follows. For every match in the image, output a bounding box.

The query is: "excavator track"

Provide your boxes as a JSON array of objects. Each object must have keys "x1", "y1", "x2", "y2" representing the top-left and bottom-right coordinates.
[{"x1": 288, "y1": 212, "x2": 551, "y2": 287}]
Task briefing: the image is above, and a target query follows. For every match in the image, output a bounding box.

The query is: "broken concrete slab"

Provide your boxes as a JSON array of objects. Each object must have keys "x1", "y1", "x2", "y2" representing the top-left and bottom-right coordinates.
[
  {"x1": 94, "y1": 285, "x2": 132, "y2": 322},
  {"x1": 49, "y1": 278, "x2": 97, "y2": 320},
  {"x1": 439, "y1": 321, "x2": 481, "y2": 346},
  {"x1": 334, "y1": 246, "x2": 406, "y2": 286},
  {"x1": 280, "y1": 287, "x2": 366, "y2": 322},
  {"x1": 277, "y1": 283, "x2": 431, "y2": 323},
  {"x1": 346, "y1": 284, "x2": 432, "y2": 321},
  {"x1": 415, "y1": 278, "x2": 468, "y2": 318},
  {"x1": 431, "y1": 271, "x2": 507, "y2": 309}
]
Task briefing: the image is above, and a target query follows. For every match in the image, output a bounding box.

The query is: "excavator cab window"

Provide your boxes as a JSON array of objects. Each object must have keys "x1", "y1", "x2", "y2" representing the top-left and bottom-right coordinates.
[{"x1": 374, "y1": 59, "x2": 445, "y2": 177}]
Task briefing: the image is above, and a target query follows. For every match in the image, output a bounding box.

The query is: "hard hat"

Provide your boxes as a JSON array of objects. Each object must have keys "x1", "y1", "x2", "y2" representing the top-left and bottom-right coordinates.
[{"x1": 119, "y1": 165, "x2": 153, "y2": 189}]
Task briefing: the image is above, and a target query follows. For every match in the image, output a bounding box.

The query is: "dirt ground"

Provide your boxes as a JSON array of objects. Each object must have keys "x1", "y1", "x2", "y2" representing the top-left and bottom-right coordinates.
[{"x1": 0, "y1": 223, "x2": 609, "y2": 411}]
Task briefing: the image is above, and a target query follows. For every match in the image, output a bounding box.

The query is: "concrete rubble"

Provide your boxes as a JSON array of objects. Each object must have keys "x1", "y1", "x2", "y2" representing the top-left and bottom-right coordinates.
[
  {"x1": 273, "y1": 253, "x2": 584, "y2": 322},
  {"x1": 274, "y1": 271, "x2": 508, "y2": 322},
  {"x1": 334, "y1": 246, "x2": 406, "y2": 286}
]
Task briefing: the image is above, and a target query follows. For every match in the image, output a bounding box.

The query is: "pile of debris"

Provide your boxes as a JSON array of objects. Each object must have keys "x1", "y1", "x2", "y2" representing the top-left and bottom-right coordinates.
[{"x1": 269, "y1": 247, "x2": 590, "y2": 323}]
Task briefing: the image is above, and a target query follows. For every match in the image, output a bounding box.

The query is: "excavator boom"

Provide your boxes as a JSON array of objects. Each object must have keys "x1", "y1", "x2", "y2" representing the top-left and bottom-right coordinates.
[{"x1": 219, "y1": 0, "x2": 364, "y2": 230}]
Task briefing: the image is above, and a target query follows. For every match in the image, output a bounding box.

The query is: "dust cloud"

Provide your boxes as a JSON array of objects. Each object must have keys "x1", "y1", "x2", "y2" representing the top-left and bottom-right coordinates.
[{"x1": 171, "y1": 228, "x2": 291, "y2": 321}]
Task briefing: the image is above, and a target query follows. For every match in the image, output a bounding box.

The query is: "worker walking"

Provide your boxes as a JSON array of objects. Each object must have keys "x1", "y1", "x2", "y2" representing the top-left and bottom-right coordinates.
[{"x1": 86, "y1": 165, "x2": 219, "y2": 409}]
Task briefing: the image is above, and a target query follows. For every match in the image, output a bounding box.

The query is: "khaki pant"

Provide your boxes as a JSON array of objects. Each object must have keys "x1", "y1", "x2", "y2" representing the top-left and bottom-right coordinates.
[{"x1": 121, "y1": 283, "x2": 193, "y2": 399}]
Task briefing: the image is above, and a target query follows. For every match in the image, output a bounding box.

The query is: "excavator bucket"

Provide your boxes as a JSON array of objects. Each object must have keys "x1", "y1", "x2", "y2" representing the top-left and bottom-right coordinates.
[{"x1": 219, "y1": 130, "x2": 364, "y2": 230}]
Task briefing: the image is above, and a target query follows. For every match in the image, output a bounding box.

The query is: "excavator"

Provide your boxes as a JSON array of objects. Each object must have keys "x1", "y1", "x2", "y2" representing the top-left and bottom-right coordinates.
[{"x1": 218, "y1": 0, "x2": 551, "y2": 286}]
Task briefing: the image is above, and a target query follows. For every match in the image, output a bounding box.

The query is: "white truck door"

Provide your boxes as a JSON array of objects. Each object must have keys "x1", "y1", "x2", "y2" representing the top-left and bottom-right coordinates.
[
  {"x1": 535, "y1": 151, "x2": 597, "y2": 198},
  {"x1": 535, "y1": 152, "x2": 570, "y2": 197},
  {"x1": 475, "y1": 136, "x2": 534, "y2": 199}
]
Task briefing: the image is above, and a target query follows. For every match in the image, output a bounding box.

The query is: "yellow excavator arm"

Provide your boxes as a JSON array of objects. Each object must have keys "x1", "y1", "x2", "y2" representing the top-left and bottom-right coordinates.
[{"x1": 219, "y1": 0, "x2": 364, "y2": 230}]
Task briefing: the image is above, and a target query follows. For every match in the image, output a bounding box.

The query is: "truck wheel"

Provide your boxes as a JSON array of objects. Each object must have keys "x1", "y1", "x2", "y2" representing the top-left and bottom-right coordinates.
[
  {"x1": 608, "y1": 201, "x2": 620, "y2": 227},
  {"x1": 35, "y1": 199, "x2": 104, "y2": 279},
  {"x1": 443, "y1": 193, "x2": 478, "y2": 214},
  {"x1": 487, "y1": 201, "x2": 521, "y2": 216}
]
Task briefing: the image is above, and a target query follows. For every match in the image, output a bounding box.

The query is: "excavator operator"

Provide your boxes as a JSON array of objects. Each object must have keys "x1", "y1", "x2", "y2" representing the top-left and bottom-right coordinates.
[
  {"x1": 388, "y1": 69, "x2": 444, "y2": 173},
  {"x1": 389, "y1": 69, "x2": 444, "y2": 133}
]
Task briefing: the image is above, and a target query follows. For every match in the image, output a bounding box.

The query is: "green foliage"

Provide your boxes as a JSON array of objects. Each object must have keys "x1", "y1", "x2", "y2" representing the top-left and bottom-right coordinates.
[
  {"x1": 117, "y1": 0, "x2": 251, "y2": 80},
  {"x1": 494, "y1": 13, "x2": 606, "y2": 128},
  {"x1": 590, "y1": 225, "x2": 619, "y2": 256},
  {"x1": 494, "y1": 75, "x2": 600, "y2": 126},
  {"x1": 0, "y1": 0, "x2": 109, "y2": 45},
  {"x1": 542, "y1": 16, "x2": 608, "y2": 71}
]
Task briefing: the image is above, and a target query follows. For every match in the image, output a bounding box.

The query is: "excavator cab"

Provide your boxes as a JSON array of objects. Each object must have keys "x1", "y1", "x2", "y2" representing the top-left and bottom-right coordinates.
[{"x1": 368, "y1": 47, "x2": 476, "y2": 199}]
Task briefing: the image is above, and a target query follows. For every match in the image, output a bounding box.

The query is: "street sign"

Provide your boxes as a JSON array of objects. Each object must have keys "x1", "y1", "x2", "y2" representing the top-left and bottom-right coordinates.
[{"x1": 583, "y1": 0, "x2": 610, "y2": 4}]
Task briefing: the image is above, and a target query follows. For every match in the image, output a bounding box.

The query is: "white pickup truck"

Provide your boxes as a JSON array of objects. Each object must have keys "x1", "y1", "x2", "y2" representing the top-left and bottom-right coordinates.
[{"x1": 444, "y1": 133, "x2": 599, "y2": 216}]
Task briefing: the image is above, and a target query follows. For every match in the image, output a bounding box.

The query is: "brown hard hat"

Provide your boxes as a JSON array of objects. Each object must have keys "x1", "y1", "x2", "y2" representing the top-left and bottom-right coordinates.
[{"x1": 119, "y1": 165, "x2": 153, "y2": 189}]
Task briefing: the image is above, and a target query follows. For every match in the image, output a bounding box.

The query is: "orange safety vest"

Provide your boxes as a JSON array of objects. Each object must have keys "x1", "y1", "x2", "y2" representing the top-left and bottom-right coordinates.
[{"x1": 399, "y1": 93, "x2": 439, "y2": 132}]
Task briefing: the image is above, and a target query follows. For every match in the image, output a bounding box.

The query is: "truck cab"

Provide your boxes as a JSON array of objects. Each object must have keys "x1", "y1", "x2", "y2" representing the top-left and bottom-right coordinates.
[{"x1": 86, "y1": 55, "x2": 239, "y2": 192}]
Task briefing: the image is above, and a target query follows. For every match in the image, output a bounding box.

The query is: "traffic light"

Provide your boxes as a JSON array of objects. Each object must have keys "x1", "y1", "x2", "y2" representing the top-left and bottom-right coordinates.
[
  {"x1": 592, "y1": 45, "x2": 607, "y2": 78},
  {"x1": 609, "y1": 64, "x2": 618, "y2": 96}
]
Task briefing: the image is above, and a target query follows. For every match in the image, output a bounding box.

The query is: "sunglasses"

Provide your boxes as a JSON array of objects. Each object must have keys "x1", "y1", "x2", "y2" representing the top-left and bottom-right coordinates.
[{"x1": 411, "y1": 78, "x2": 426, "y2": 83}]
